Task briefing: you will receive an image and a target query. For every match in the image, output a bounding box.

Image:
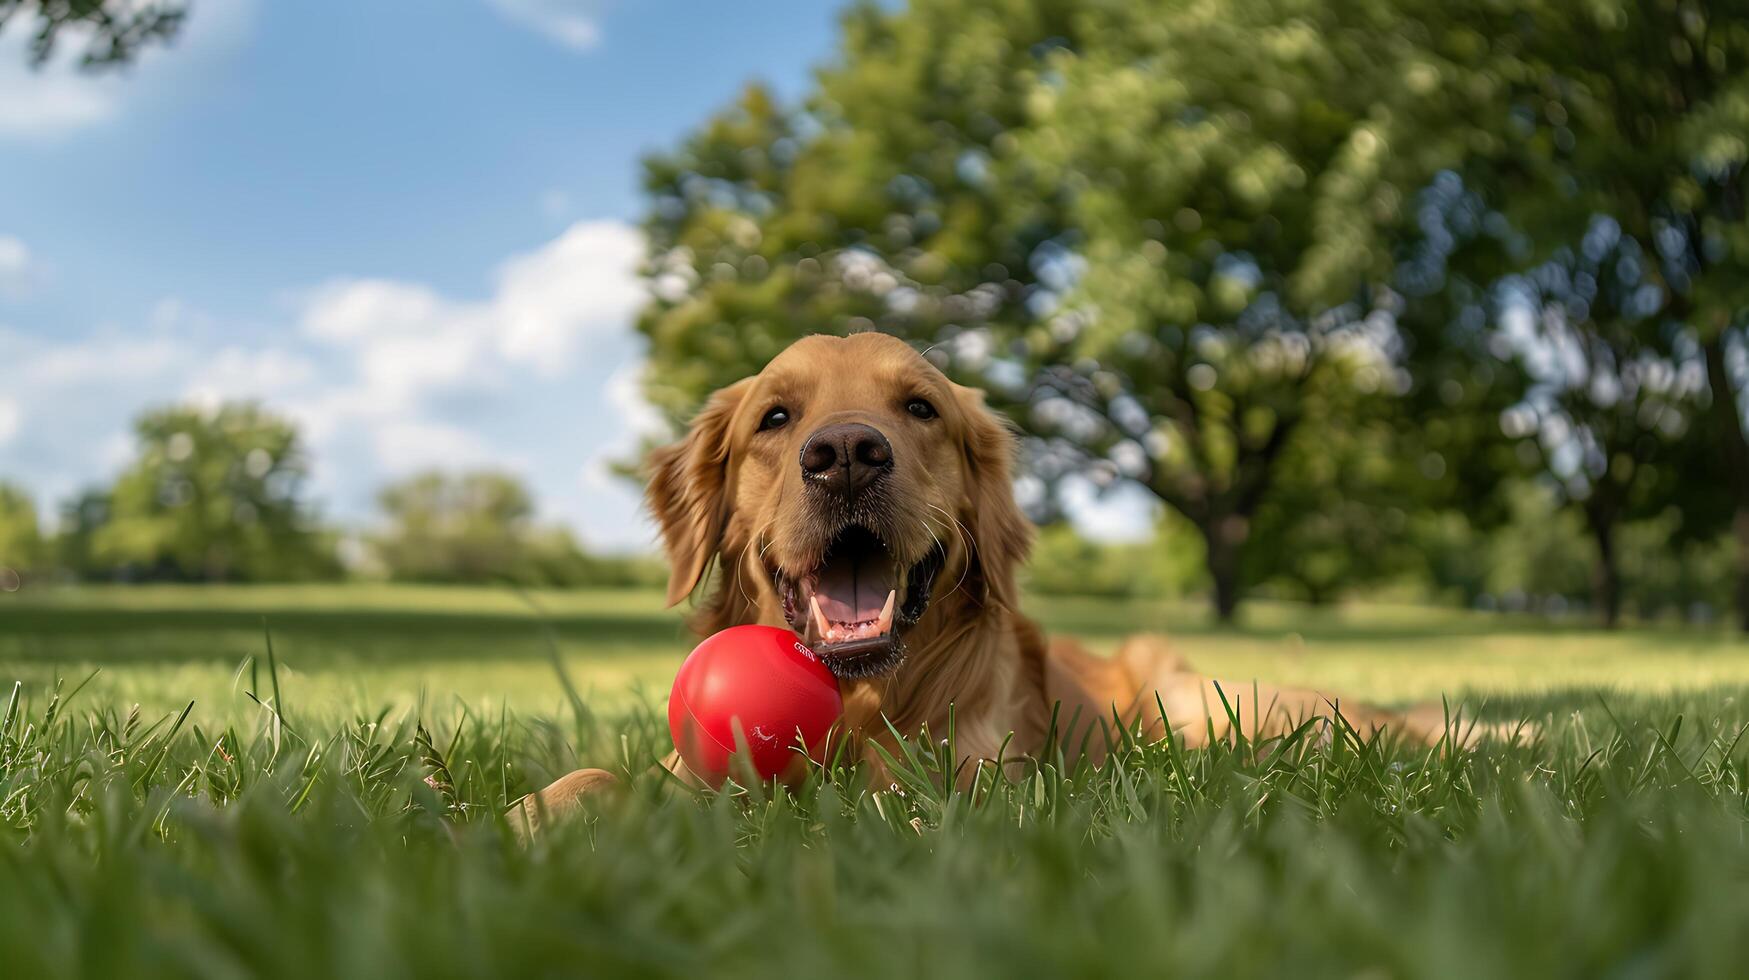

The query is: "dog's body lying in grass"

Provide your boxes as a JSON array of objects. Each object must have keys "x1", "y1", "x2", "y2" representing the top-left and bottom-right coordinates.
[{"x1": 523, "y1": 333, "x2": 1478, "y2": 825}]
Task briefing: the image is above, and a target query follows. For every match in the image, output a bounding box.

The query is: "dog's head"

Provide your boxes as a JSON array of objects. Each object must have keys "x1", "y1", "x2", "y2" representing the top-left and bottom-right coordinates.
[{"x1": 646, "y1": 333, "x2": 1031, "y2": 679}]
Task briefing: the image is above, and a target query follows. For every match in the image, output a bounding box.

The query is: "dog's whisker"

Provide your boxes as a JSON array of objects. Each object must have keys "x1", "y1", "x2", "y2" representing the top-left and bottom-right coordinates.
[
  {"x1": 732, "y1": 516, "x2": 776, "y2": 612},
  {"x1": 934, "y1": 506, "x2": 976, "y2": 603},
  {"x1": 755, "y1": 488, "x2": 787, "y2": 568},
  {"x1": 925, "y1": 502, "x2": 975, "y2": 604},
  {"x1": 920, "y1": 517, "x2": 944, "y2": 558}
]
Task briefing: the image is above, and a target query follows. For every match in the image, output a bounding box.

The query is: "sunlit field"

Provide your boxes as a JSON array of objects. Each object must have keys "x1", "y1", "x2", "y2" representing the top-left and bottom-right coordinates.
[
  {"x1": 4, "y1": 585, "x2": 1749, "y2": 977},
  {"x1": 5, "y1": 584, "x2": 1747, "y2": 723}
]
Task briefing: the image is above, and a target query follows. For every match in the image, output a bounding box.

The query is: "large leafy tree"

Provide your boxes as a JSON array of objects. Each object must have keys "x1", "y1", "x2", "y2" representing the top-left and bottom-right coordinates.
[
  {"x1": 1411, "y1": 172, "x2": 1727, "y2": 626},
  {"x1": 992, "y1": 0, "x2": 1496, "y2": 617},
  {"x1": 638, "y1": 0, "x2": 1491, "y2": 620},
  {"x1": 1490, "y1": 222, "x2": 1724, "y2": 626},
  {"x1": 1401, "y1": 0, "x2": 1749, "y2": 628},
  {"x1": 93, "y1": 403, "x2": 335, "y2": 581}
]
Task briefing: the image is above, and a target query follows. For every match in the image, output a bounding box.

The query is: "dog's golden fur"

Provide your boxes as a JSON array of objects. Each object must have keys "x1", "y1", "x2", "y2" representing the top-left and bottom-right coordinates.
[{"x1": 520, "y1": 333, "x2": 1480, "y2": 827}]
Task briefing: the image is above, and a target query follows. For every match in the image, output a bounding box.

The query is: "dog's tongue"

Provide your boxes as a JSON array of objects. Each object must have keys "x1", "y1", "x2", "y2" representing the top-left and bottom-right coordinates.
[{"x1": 815, "y1": 551, "x2": 894, "y2": 625}]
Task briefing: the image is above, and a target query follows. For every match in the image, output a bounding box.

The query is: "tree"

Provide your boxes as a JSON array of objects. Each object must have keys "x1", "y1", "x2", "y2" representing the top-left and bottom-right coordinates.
[
  {"x1": 53, "y1": 488, "x2": 111, "y2": 581},
  {"x1": 1397, "y1": 0, "x2": 1749, "y2": 629},
  {"x1": 998, "y1": 0, "x2": 1494, "y2": 618},
  {"x1": 636, "y1": 0, "x2": 1077, "y2": 424},
  {"x1": 0, "y1": 482, "x2": 45, "y2": 587},
  {"x1": 1484, "y1": 480, "x2": 1595, "y2": 611},
  {"x1": 94, "y1": 403, "x2": 335, "y2": 581},
  {"x1": 1482, "y1": 217, "x2": 1718, "y2": 627},
  {"x1": 639, "y1": 0, "x2": 1485, "y2": 621},
  {"x1": 374, "y1": 471, "x2": 536, "y2": 584},
  {"x1": 1, "y1": 0, "x2": 184, "y2": 69}
]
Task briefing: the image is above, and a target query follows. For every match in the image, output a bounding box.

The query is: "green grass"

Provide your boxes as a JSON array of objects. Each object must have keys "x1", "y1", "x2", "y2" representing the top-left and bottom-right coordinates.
[
  {"x1": 6, "y1": 584, "x2": 1748, "y2": 720},
  {"x1": 4, "y1": 585, "x2": 1749, "y2": 977}
]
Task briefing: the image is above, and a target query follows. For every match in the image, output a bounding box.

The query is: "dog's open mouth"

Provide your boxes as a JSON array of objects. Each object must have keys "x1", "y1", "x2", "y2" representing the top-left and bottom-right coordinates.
[{"x1": 775, "y1": 525, "x2": 943, "y2": 678}]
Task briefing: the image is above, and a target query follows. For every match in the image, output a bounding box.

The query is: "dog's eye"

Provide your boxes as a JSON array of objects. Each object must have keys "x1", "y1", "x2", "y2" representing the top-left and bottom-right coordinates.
[
  {"x1": 758, "y1": 407, "x2": 791, "y2": 432},
  {"x1": 906, "y1": 398, "x2": 938, "y2": 421}
]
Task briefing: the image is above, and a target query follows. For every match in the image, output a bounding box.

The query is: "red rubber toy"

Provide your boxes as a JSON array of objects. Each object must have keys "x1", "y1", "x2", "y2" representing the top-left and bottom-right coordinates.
[{"x1": 667, "y1": 625, "x2": 844, "y2": 786}]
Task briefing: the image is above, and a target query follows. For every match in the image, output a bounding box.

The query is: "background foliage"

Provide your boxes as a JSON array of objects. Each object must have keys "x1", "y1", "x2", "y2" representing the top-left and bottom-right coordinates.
[{"x1": 634, "y1": 0, "x2": 1749, "y2": 629}]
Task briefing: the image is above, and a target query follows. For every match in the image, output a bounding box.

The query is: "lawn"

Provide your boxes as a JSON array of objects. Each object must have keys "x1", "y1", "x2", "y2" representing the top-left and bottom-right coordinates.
[
  {"x1": 6, "y1": 584, "x2": 1748, "y2": 720},
  {"x1": 3, "y1": 585, "x2": 1749, "y2": 977}
]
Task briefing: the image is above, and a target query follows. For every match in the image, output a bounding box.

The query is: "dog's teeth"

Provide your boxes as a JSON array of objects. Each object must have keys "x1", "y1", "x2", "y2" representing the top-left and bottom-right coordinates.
[
  {"x1": 809, "y1": 594, "x2": 831, "y2": 642},
  {"x1": 877, "y1": 589, "x2": 896, "y2": 635}
]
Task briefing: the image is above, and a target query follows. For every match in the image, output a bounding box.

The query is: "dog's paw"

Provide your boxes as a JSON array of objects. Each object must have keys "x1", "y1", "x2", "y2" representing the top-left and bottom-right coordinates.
[{"x1": 509, "y1": 767, "x2": 620, "y2": 839}]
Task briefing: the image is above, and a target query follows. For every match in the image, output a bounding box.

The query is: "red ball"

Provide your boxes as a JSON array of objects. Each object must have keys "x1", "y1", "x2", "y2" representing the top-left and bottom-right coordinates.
[{"x1": 667, "y1": 625, "x2": 844, "y2": 787}]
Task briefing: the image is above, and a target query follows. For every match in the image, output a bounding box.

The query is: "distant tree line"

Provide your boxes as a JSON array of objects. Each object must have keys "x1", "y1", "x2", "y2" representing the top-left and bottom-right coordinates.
[
  {"x1": 635, "y1": 0, "x2": 1749, "y2": 630},
  {"x1": 0, "y1": 402, "x2": 663, "y2": 590},
  {"x1": 0, "y1": 398, "x2": 1725, "y2": 620}
]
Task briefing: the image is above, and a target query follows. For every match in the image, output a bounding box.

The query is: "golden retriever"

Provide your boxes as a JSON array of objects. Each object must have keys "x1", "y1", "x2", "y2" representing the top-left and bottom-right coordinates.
[{"x1": 521, "y1": 333, "x2": 1481, "y2": 825}]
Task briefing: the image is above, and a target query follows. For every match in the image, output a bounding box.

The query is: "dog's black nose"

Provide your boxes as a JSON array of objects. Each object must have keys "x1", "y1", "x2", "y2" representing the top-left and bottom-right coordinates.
[{"x1": 800, "y1": 422, "x2": 892, "y2": 498}]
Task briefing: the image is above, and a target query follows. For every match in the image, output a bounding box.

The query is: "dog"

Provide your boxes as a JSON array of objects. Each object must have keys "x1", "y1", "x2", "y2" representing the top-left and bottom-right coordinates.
[{"x1": 519, "y1": 332, "x2": 1483, "y2": 827}]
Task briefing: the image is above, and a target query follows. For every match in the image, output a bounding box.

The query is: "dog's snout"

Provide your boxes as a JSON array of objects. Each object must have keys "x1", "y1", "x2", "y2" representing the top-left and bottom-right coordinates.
[{"x1": 800, "y1": 422, "x2": 892, "y2": 497}]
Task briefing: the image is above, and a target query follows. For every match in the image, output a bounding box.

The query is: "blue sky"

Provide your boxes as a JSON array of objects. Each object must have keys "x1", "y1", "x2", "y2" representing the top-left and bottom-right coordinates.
[{"x1": 0, "y1": 0, "x2": 1158, "y2": 552}]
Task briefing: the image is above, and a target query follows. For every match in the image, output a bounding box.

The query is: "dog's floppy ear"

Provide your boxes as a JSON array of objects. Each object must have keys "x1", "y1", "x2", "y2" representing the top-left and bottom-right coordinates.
[
  {"x1": 953, "y1": 384, "x2": 1032, "y2": 610},
  {"x1": 646, "y1": 379, "x2": 752, "y2": 606}
]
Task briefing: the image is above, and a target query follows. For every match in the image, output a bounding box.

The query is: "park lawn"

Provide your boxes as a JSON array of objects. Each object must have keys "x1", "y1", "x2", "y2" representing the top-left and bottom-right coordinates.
[
  {"x1": 2, "y1": 583, "x2": 1747, "y2": 723},
  {"x1": 4, "y1": 585, "x2": 1749, "y2": 977},
  {"x1": 0, "y1": 584, "x2": 692, "y2": 723}
]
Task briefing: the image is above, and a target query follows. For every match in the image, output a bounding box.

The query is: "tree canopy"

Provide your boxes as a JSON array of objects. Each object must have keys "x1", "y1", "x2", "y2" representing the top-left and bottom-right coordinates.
[
  {"x1": 90, "y1": 403, "x2": 336, "y2": 582},
  {"x1": 637, "y1": 0, "x2": 1749, "y2": 627},
  {"x1": 639, "y1": 0, "x2": 1511, "y2": 619},
  {"x1": 1399, "y1": 0, "x2": 1749, "y2": 627},
  {"x1": 1, "y1": 0, "x2": 184, "y2": 69}
]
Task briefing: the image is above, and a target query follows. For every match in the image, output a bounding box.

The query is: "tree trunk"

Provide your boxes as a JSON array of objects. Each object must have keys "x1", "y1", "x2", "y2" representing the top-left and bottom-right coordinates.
[
  {"x1": 1704, "y1": 334, "x2": 1749, "y2": 633},
  {"x1": 1202, "y1": 514, "x2": 1249, "y2": 623},
  {"x1": 1734, "y1": 509, "x2": 1749, "y2": 634},
  {"x1": 1588, "y1": 516, "x2": 1622, "y2": 630}
]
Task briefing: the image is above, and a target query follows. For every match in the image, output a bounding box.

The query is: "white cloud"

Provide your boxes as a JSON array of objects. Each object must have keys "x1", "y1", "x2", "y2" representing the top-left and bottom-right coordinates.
[
  {"x1": 5, "y1": 328, "x2": 187, "y2": 387},
  {"x1": 301, "y1": 280, "x2": 454, "y2": 343},
  {"x1": 493, "y1": 220, "x2": 645, "y2": 366},
  {"x1": 0, "y1": 56, "x2": 115, "y2": 137},
  {"x1": 297, "y1": 220, "x2": 646, "y2": 419},
  {"x1": 183, "y1": 347, "x2": 319, "y2": 408},
  {"x1": 580, "y1": 357, "x2": 667, "y2": 492},
  {"x1": 485, "y1": 0, "x2": 609, "y2": 50},
  {"x1": 0, "y1": 235, "x2": 42, "y2": 295},
  {"x1": 0, "y1": 0, "x2": 254, "y2": 142},
  {"x1": 0, "y1": 219, "x2": 661, "y2": 551},
  {"x1": 604, "y1": 357, "x2": 666, "y2": 439}
]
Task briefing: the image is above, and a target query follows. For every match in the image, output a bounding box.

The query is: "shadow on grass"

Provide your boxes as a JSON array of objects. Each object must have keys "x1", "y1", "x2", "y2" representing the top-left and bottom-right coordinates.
[
  {"x1": 0, "y1": 606, "x2": 695, "y2": 666},
  {"x1": 4, "y1": 591, "x2": 1741, "y2": 671},
  {"x1": 1034, "y1": 597, "x2": 1737, "y2": 647}
]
